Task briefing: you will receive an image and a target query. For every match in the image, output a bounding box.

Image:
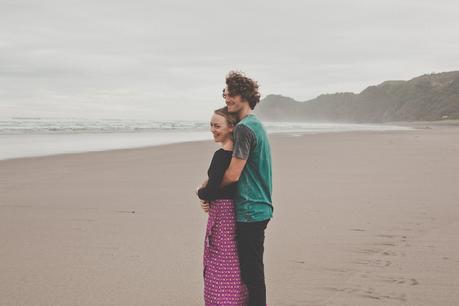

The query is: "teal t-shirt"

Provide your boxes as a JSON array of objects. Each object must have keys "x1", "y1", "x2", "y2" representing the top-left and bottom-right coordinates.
[{"x1": 233, "y1": 114, "x2": 273, "y2": 222}]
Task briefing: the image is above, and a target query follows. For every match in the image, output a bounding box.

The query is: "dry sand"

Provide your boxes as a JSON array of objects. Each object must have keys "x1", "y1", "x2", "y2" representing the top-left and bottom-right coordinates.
[{"x1": 1, "y1": 124, "x2": 459, "y2": 305}]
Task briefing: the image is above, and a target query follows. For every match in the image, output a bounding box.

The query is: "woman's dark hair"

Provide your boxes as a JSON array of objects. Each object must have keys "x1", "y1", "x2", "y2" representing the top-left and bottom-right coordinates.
[
  {"x1": 225, "y1": 71, "x2": 261, "y2": 110},
  {"x1": 214, "y1": 106, "x2": 239, "y2": 127}
]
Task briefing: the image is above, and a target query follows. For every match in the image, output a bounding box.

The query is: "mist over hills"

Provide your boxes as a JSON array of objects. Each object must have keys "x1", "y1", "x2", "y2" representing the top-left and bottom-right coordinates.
[{"x1": 255, "y1": 71, "x2": 459, "y2": 123}]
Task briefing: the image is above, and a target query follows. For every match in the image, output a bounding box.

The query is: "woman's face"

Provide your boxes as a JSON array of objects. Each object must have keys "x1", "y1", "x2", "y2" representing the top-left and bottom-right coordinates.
[{"x1": 210, "y1": 114, "x2": 233, "y2": 143}]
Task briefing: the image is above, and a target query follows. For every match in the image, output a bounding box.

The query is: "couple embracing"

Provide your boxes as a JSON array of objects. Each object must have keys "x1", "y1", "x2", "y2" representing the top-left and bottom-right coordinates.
[{"x1": 195, "y1": 71, "x2": 273, "y2": 306}]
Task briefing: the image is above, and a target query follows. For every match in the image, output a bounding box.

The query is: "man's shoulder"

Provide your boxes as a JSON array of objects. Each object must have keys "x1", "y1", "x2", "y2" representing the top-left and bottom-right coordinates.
[{"x1": 235, "y1": 122, "x2": 255, "y2": 135}]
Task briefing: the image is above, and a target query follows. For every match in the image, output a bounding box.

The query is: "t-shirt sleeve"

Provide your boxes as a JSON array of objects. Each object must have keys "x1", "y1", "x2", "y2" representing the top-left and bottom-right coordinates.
[
  {"x1": 233, "y1": 124, "x2": 256, "y2": 160},
  {"x1": 197, "y1": 150, "x2": 226, "y2": 201}
]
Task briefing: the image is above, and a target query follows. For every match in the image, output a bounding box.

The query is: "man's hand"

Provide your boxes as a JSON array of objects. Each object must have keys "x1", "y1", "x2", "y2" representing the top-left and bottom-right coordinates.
[{"x1": 200, "y1": 200, "x2": 209, "y2": 213}]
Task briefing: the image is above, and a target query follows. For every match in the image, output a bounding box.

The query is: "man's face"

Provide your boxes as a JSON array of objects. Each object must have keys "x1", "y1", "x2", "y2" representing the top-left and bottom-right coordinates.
[{"x1": 223, "y1": 87, "x2": 245, "y2": 114}]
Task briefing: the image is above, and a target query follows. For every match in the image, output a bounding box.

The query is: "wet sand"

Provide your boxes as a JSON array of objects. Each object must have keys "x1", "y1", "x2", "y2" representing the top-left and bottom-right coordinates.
[{"x1": 1, "y1": 124, "x2": 459, "y2": 305}]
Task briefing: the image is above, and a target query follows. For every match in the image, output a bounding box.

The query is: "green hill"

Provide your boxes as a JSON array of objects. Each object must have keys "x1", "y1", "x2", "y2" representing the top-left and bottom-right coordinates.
[{"x1": 255, "y1": 71, "x2": 459, "y2": 123}]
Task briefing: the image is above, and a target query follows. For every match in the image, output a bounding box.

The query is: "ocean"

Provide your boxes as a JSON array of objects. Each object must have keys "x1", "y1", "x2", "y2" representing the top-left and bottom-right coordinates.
[{"x1": 0, "y1": 117, "x2": 412, "y2": 160}]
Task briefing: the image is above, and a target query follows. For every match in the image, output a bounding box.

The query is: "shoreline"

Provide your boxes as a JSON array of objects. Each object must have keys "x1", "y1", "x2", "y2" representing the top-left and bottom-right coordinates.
[
  {"x1": 0, "y1": 124, "x2": 418, "y2": 163},
  {"x1": 0, "y1": 121, "x2": 416, "y2": 162}
]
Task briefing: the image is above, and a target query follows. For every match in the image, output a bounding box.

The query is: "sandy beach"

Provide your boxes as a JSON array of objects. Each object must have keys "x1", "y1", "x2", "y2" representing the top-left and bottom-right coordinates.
[{"x1": 1, "y1": 124, "x2": 459, "y2": 305}]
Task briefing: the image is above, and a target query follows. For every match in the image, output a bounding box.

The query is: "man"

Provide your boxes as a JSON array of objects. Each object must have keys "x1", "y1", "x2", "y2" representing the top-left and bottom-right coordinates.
[{"x1": 221, "y1": 71, "x2": 273, "y2": 306}]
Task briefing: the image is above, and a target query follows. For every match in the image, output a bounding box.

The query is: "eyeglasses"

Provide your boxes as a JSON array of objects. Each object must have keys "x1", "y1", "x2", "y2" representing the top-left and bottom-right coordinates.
[{"x1": 222, "y1": 88, "x2": 234, "y2": 99}]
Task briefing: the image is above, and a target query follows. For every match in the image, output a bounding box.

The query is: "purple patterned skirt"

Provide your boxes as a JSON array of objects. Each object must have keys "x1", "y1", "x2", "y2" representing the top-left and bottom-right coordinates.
[{"x1": 203, "y1": 199, "x2": 248, "y2": 306}]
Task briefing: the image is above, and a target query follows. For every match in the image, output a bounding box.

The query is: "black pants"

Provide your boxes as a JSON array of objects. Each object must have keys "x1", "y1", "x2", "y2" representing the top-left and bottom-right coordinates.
[{"x1": 236, "y1": 219, "x2": 269, "y2": 306}]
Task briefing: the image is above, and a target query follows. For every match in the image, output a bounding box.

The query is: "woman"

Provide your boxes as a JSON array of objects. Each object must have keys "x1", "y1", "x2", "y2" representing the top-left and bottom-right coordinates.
[{"x1": 196, "y1": 107, "x2": 248, "y2": 305}]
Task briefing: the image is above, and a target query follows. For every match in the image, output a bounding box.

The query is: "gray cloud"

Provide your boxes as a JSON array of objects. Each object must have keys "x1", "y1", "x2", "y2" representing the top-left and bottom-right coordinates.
[{"x1": 1, "y1": 0, "x2": 458, "y2": 120}]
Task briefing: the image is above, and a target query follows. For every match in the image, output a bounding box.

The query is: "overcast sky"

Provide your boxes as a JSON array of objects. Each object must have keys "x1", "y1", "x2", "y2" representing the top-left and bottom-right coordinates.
[{"x1": 1, "y1": 0, "x2": 458, "y2": 120}]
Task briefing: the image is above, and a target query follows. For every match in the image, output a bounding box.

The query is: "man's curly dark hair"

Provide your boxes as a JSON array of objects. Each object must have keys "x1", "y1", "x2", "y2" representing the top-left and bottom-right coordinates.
[{"x1": 225, "y1": 71, "x2": 261, "y2": 110}]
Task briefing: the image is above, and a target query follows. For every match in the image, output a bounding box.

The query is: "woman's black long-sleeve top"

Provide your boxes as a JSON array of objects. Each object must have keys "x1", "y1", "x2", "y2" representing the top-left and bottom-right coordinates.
[{"x1": 197, "y1": 149, "x2": 237, "y2": 201}]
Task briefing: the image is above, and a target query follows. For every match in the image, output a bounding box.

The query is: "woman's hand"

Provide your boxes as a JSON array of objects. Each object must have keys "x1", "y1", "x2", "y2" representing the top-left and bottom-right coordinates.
[
  {"x1": 195, "y1": 179, "x2": 208, "y2": 198},
  {"x1": 200, "y1": 200, "x2": 210, "y2": 213}
]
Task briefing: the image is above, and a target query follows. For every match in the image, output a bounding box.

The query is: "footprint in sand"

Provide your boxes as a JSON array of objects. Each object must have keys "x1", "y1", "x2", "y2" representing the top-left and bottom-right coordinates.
[
  {"x1": 358, "y1": 290, "x2": 406, "y2": 302},
  {"x1": 350, "y1": 228, "x2": 366, "y2": 232},
  {"x1": 379, "y1": 276, "x2": 419, "y2": 286},
  {"x1": 382, "y1": 250, "x2": 404, "y2": 257}
]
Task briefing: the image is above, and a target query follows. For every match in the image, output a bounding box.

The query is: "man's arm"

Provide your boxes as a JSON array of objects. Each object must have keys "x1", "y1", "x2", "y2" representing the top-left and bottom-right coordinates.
[
  {"x1": 220, "y1": 124, "x2": 255, "y2": 187},
  {"x1": 220, "y1": 157, "x2": 247, "y2": 187}
]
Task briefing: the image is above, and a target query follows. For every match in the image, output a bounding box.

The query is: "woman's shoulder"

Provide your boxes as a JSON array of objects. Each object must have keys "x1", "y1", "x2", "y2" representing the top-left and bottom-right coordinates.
[
  {"x1": 213, "y1": 148, "x2": 233, "y2": 159},
  {"x1": 208, "y1": 149, "x2": 232, "y2": 169},
  {"x1": 217, "y1": 148, "x2": 233, "y2": 154}
]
